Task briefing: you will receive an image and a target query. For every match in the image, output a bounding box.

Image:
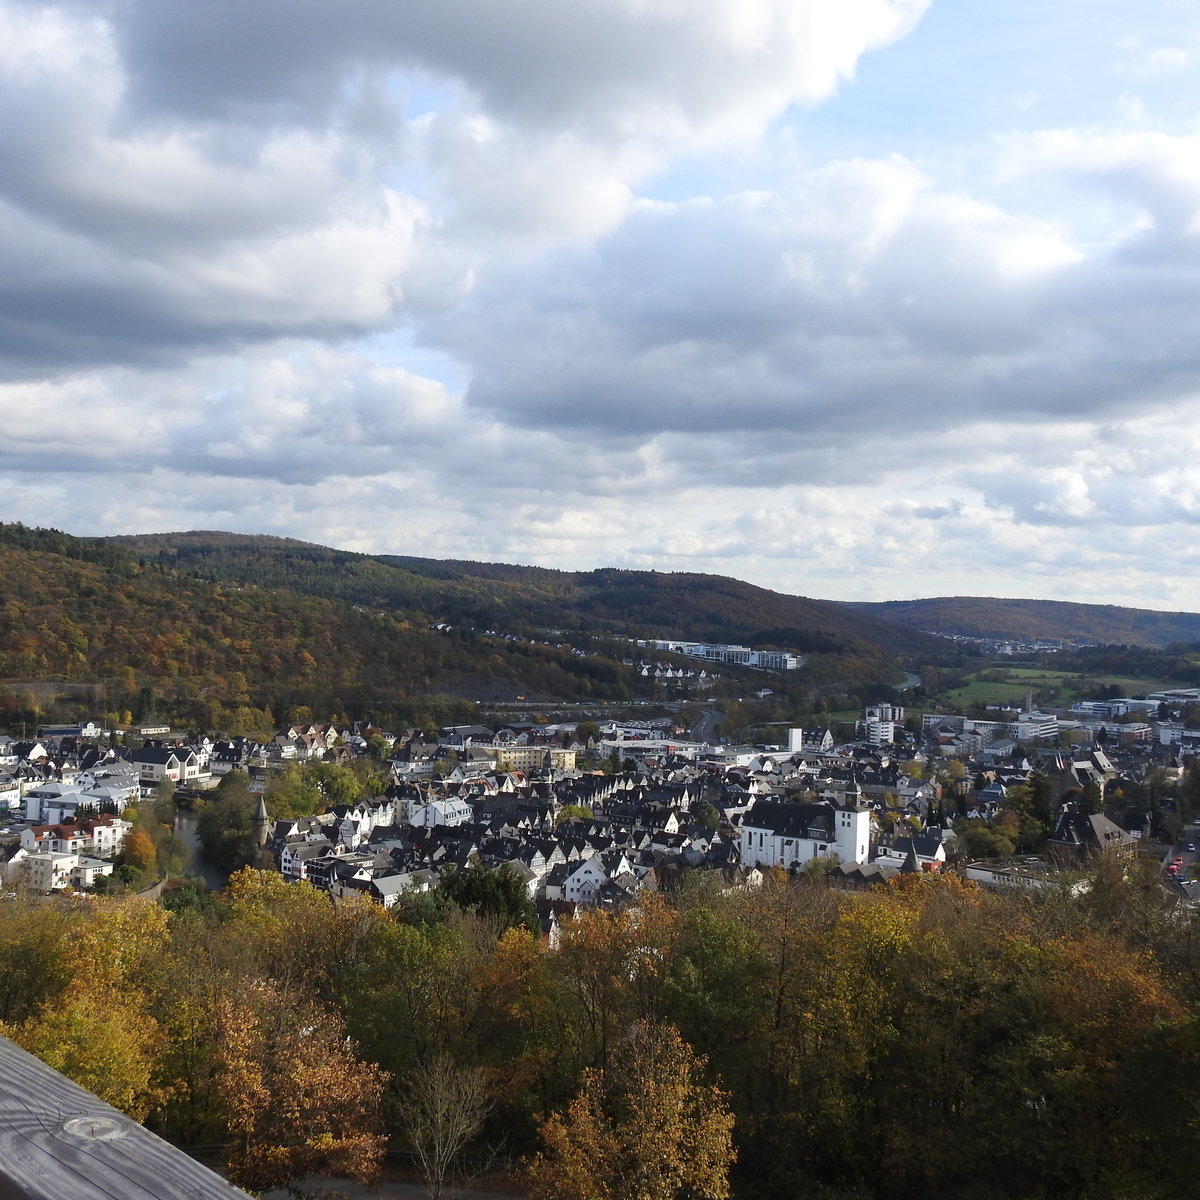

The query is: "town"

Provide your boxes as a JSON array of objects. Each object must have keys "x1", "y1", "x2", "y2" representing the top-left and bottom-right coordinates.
[{"x1": 5, "y1": 684, "x2": 1200, "y2": 914}]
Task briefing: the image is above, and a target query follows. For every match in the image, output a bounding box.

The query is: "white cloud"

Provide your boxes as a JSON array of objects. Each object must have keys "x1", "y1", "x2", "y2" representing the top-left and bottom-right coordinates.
[
  {"x1": 433, "y1": 156, "x2": 1097, "y2": 452},
  {"x1": 0, "y1": 0, "x2": 927, "y2": 368},
  {"x1": 6, "y1": 0, "x2": 1200, "y2": 613},
  {"x1": 1116, "y1": 36, "x2": 1194, "y2": 78}
]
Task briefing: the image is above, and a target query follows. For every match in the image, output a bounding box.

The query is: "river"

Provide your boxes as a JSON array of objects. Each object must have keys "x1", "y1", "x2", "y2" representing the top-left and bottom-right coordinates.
[{"x1": 173, "y1": 810, "x2": 231, "y2": 893}]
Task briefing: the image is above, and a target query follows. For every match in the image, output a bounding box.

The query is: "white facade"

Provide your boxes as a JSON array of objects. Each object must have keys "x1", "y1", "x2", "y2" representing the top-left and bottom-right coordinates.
[
  {"x1": 560, "y1": 852, "x2": 634, "y2": 903},
  {"x1": 739, "y1": 801, "x2": 870, "y2": 869},
  {"x1": 1148, "y1": 688, "x2": 1200, "y2": 705},
  {"x1": 21, "y1": 817, "x2": 130, "y2": 858},
  {"x1": 410, "y1": 797, "x2": 473, "y2": 828},
  {"x1": 24, "y1": 785, "x2": 83, "y2": 824},
  {"x1": 647, "y1": 640, "x2": 802, "y2": 669},
  {"x1": 0, "y1": 774, "x2": 19, "y2": 810},
  {"x1": 859, "y1": 718, "x2": 898, "y2": 746},
  {"x1": 23, "y1": 851, "x2": 114, "y2": 892},
  {"x1": 1014, "y1": 712, "x2": 1059, "y2": 742}
]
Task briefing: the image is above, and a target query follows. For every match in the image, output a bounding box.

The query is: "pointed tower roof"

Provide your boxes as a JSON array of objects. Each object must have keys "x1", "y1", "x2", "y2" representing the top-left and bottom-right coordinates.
[{"x1": 253, "y1": 795, "x2": 271, "y2": 847}]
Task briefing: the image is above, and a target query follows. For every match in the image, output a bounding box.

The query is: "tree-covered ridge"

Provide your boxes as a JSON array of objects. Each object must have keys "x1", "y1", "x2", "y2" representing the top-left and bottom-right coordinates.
[
  {"x1": 0, "y1": 525, "x2": 642, "y2": 728},
  {"x1": 106, "y1": 529, "x2": 948, "y2": 657},
  {"x1": 846, "y1": 594, "x2": 1200, "y2": 647},
  {"x1": 111, "y1": 530, "x2": 575, "y2": 632}
]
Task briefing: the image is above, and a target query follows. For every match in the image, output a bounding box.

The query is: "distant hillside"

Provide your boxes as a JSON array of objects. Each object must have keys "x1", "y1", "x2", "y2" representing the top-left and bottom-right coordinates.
[
  {"x1": 0, "y1": 525, "x2": 647, "y2": 727},
  {"x1": 844, "y1": 596, "x2": 1200, "y2": 648},
  {"x1": 110, "y1": 531, "x2": 948, "y2": 660},
  {"x1": 105, "y1": 532, "x2": 945, "y2": 657}
]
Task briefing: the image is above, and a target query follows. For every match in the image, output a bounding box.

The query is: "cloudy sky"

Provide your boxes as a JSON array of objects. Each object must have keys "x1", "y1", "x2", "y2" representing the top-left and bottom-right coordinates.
[{"x1": 5, "y1": 0, "x2": 1200, "y2": 609}]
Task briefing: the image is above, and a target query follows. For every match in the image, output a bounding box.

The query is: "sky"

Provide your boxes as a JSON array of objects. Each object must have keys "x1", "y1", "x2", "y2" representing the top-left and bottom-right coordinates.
[{"x1": 4, "y1": 0, "x2": 1200, "y2": 609}]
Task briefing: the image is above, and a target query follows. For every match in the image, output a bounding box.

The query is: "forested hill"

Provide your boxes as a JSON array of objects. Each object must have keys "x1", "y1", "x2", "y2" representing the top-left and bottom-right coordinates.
[
  {"x1": 844, "y1": 596, "x2": 1200, "y2": 647},
  {"x1": 108, "y1": 530, "x2": 947, "y2": 658},
  {"x1": 0, "y1": 526, "x2": 650, "y2": 726}
]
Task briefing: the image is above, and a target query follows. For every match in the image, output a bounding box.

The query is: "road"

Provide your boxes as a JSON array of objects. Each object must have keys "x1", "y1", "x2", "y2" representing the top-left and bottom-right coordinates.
[
  {"x1": 896, "y1": 671, "x2": 921, "y2": 691},
  {"x1": 689, "y1": 707, "x2": 722, "y2": 743}
]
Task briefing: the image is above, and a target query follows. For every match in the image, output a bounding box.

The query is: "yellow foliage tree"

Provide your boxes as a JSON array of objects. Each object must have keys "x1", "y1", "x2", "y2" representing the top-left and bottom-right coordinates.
[
  {"x1": 223, "y1": 867, "x2": 384, "y2": 1001},
  {"x1": 71, "y1": 894, "x2": 172, "y2": 989},
  {"x1": 5, "y1": 983, "x2": 169, "y2": 1122},
  {"x1": 525, "y1": 1021, "x2": 735, "y2": 1200}
]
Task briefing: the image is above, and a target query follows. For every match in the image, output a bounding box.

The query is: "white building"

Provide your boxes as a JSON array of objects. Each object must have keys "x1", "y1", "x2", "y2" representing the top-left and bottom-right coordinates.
[
  {"x1": 21, "y1": 816, "x2": 130, "y2": 859},
  {"x1": 22, "y1": 851, "x2": 114, "y2": 892},
  {"x1": 408, "y1": 796, "x2": 474, "y2": 828},
  {"x1": 1013, "y1": 712, "x2": 1059, "y2": 742},
  {"x1": 24, "y1": 784, "x2": 84, "y2": 824},
  {"x1": 1148, "y1": 688, "x2": 1200, "y2": 706},
  {"x1": 739, "y1": 799, "x2": 870, "y2": 869}
]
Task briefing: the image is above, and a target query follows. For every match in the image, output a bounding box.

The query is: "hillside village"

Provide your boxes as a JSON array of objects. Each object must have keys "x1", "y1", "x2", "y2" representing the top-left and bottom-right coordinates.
[{"x1": 4, "y1": 686, "x2": 1200, "y2": 910}]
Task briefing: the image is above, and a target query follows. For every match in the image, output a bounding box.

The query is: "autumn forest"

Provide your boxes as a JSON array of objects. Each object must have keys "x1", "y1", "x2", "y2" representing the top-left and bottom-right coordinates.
[{"x1": 2, "y1": 861, "x2": 1200, "y2": 1200}]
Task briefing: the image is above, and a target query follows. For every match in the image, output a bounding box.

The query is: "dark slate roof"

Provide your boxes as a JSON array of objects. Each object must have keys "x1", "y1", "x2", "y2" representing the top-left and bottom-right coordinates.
[
  {"x1": 742, "y1": 800, "x2": 838, "y2": 839},
  {"x1": 124, "y1": 747, "x2": 177, "y2": 764}
]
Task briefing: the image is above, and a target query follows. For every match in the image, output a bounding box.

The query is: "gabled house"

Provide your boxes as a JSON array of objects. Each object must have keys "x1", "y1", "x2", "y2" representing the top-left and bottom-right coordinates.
[
  {"x1": 1047, "y1": 807, "x2": 1137, "y2": 864},
  {"x1": 124, "y1": 746, "x2": 200, "y2": 788},
  {"x1": 874, "y1": 832, "x2": 946, "y2": 872}
]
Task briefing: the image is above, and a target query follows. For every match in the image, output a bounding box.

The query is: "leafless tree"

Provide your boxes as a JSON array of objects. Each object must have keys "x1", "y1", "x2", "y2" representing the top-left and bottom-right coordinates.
[{"x1": 397, "y1": 1054, "x2": 494, "y2": 1200}]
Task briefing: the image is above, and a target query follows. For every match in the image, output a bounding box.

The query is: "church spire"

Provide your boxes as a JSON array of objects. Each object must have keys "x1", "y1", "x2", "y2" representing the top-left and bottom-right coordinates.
[{"x1": 253, "y1": 794, "x2": 271, "y2": 848}]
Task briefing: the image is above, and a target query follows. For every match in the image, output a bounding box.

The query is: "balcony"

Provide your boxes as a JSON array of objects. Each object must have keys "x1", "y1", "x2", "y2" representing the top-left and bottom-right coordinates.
[{"x1": 0, "y1": 1034, "x2": 252, "y2": 1200}]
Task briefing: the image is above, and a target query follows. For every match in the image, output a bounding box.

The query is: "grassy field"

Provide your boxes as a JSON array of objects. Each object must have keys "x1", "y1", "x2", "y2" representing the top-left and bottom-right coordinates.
[{"x1": 939, "y1": 667, "x2": 1185, "y2": 710}]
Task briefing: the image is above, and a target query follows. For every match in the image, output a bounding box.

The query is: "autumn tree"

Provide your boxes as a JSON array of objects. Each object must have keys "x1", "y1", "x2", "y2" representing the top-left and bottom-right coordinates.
[
  {"x1": 121, "y1": 826, "x2": 158, "y2": 876},
  {"x1": 1, "y1": 897, "x2": 176, "y2": 1123},
  {"x1": 525, "y1": 1021, "x2": 735, "y2": 1200},
  {"x1": 5, "y1": 984, "x2": 168, "y2": 1121},
  {"x1": 214, "y1": 981, "x2": 388, "y2": 1192},
  {"x1": 0, "y1": 894, "x2": 78, "y2": 1024},
  {"x1": 467, "y1": 926, "x2": 567, "y2": 1117},
  {"x1": 553, "y1": 894, "x2": 681, "y2": 1069},
  {"x1": 222, "y1": 868, "x2": 384, "y2": 1002}
]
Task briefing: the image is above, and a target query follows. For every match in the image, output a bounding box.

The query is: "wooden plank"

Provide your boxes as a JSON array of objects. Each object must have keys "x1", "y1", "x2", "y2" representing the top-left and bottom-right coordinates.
[{"x1": 0, "y1": 1035, "x2": 252, "y2": 1200}]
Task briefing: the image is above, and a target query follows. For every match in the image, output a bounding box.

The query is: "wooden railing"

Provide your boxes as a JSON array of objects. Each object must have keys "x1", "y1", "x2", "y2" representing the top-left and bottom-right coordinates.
[{"x1": 0, "y1": 1035, "x2": 252, "y2": 1200}]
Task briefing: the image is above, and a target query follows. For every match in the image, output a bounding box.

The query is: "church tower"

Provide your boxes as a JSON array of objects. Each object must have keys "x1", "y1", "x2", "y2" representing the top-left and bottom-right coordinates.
[{"x1": 253, "y1": 795, "x2": 271, "y2": 848}]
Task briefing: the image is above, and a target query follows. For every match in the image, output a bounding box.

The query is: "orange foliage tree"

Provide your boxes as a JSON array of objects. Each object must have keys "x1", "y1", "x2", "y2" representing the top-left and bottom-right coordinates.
[
  {"x1": 121, "y1": 826, "x2": 157, "y2": 875},
  {"x1": 525, "y1": 1021, "x2": 734, "y2": 1200},
  {"x1": 214, "y1": 981, "x2": 389, "y2": 1191}
]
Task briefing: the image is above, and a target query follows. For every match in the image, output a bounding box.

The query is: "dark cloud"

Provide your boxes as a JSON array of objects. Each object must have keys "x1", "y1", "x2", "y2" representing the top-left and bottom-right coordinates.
[{"x1": 434, "y1": 156, "x2": 1200, "y2": 463}]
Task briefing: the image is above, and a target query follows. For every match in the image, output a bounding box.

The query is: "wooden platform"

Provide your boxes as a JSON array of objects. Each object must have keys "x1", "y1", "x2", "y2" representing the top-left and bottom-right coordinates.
[{"x1": 0, "y1": 1034, "x2": 251, "y2": 1200}]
